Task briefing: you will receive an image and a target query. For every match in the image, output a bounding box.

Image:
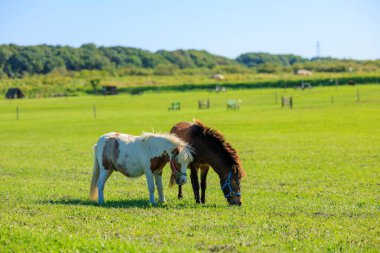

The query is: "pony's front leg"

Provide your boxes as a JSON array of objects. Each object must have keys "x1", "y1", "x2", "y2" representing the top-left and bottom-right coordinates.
[
  {"x1": 145, "y1": 170, "x2": 156, "y2": 205},
  {"x1": 190, "y1": 165, "x2": 200, "y2": 203},
  {"x1": 200, "y1": 165, "x2": 210, "y2": 204},
  {"x1": 154, "y1": 174, "x2": 165, "y2": 203},
  {"x1": 178, "y1": 185, "x2": 183, "y2": 199}
]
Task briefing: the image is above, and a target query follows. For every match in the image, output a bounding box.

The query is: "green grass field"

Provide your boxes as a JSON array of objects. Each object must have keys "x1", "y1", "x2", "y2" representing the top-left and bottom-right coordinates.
[{"x1": 0, "y1": 85, "x2": 379, "y2": 252}]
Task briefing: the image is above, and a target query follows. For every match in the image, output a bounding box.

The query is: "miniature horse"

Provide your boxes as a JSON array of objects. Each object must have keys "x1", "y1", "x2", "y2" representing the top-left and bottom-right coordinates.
[
  {"x1": 90, "y1": 132, "x2": 194, "y2": 205},
  {"x1": 170, "y1": 120, "x2": 246, "y2": 205}
]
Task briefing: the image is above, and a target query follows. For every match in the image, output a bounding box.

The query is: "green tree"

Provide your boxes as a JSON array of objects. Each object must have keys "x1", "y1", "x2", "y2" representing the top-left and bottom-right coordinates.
[{"x1": 90, "y1": 79, "x2": 101, "y2": 94}]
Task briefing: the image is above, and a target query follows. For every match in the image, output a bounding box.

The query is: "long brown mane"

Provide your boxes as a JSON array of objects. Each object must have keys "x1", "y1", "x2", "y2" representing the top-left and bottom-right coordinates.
[{"x1": 193, "y1": 119, "x2": 246, "y2": 178}]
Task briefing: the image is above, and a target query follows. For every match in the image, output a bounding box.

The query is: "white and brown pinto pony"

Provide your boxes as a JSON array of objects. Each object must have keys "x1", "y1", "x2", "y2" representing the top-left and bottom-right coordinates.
[{"x1": 90, "y1": 132, "x2": 194, "y2": 205}]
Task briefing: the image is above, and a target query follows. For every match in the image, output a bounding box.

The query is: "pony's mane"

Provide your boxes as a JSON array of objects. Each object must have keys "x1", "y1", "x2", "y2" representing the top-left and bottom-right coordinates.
[
  {"x1": 140, "y1": 132, "x2": 194, "y2": 163},
  {"x1": 140, "y1": 132, "x2": 188, "y2": 148},
  {"x1": 193, "y1": 120, "x2": 246, "y2": 177}
]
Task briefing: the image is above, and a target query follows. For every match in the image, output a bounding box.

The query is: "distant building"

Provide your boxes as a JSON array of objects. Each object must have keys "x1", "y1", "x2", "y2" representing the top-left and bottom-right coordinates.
[
  {"x1": 102, "y1": 86, "x2": 118, "y2": 95},
  {"x1": 5, "y1": 88, "x2": 24, "y2": 99}
]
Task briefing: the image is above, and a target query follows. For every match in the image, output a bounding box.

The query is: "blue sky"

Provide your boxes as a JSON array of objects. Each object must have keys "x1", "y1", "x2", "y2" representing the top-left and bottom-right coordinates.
[{"x1": 0, "y1": 0, "x2": 379, "y2": 59}]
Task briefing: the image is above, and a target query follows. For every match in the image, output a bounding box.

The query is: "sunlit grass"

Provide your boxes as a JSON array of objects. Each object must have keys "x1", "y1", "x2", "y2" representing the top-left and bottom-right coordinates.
[{"x1": 0, "y1": 85, "x2": 379, "y2": 252}]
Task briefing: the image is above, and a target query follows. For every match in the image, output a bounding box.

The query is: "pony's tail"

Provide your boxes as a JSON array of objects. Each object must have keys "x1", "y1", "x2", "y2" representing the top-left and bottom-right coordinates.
[{"x1": 89, "y1": 144, "x2": 100, "y2": 201}]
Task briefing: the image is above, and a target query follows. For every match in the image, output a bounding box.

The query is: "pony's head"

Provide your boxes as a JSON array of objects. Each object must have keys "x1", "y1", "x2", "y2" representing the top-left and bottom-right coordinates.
[
  {"x1": 221, "y1": 164, "x2": 244, "y2": 206},
  {"x1": 169, "y1": 145, "x2": 194, "y2": 186}
]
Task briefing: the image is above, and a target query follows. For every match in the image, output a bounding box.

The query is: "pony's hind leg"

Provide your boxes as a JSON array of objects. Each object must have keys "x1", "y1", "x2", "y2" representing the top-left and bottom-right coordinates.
[
  {"x1": 190, "y1": 164, "x2": 200, "y2": 203},
  {"x1": 154, "y1": 174, "x2": 165, "y2": 203},
  {"x1": 97, "y1": 168, "x2": 113, "y2": 204},
  {"x1": 200, "y1": 165, "x2": 210, "y2": 204}
]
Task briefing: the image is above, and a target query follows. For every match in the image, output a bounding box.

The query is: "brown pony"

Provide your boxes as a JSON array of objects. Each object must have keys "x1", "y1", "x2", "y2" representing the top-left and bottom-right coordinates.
[{"x1": 170, "y1": 120, "x2": 246, "y2": 205}]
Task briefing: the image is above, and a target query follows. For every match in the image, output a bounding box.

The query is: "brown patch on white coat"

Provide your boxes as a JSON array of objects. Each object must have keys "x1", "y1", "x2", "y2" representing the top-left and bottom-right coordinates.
[
  {"x1": 150, "y1": 151, "x2": 170, "y2": 176},
  {"x1": 101, "y1": 136, "x2": 129, "y2": 176}
]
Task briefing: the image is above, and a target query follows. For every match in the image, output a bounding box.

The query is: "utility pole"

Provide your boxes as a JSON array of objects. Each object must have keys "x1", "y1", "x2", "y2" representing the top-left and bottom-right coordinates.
[{"x1": 316, "y1": 41, "x2": 320, "y2": 59}]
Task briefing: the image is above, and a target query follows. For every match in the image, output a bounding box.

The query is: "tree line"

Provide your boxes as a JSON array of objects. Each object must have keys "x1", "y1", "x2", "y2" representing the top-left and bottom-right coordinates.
[{"x1": 0, "y1": 44, "x2": 379, "y2": 77}]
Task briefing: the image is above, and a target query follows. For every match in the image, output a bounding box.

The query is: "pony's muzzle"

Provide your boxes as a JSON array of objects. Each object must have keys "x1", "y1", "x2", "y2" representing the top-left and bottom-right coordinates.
[
  {"x1": 229, "y1": 200, "x2": 242, "y2": 206},
  {"x1": 176, "y1": 176, "x2": 187, "y2": 185},
  {"x1": 228, "y1": 197, "x2": 242, "y2": 206}
]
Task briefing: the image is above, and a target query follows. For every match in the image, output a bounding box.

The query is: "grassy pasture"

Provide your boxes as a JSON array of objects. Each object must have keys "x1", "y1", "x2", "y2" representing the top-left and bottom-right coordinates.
[{"x1": 0, "y1": 85, "x2": 379, "y2": 252}]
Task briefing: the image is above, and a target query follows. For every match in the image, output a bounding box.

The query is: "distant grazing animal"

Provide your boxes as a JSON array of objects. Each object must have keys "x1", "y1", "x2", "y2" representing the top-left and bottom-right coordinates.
[
  {"x1": 170, "y1": 120, "x2": 246, "y2": 205},
  {"x1": 212, "y1": 74, "x2": 225, "y2": 81},
  {"x1": 90, "y1": 132, "x2": 194, "y2": 205},
  {"x1": 296, "y1": 69, "x2": 313, "y2": 76}
]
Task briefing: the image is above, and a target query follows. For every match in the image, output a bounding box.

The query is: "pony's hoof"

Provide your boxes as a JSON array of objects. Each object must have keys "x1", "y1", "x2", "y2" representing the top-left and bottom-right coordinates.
[
  {"x1": 157, "y1": 201, "x2": 167, "y2": 207},
  {"x1": 178, "y1": 195, "x2": 183, "y2": 199},
  {"x1": 148, "y1": 202, "x2": 157, "y2": 206}
]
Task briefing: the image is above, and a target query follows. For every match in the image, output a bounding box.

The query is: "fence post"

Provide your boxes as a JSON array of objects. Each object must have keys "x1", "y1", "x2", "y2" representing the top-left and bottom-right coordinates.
[
  {"x1": 275, "y1": 92, "x2": 278, "y2": 104},
  {"x1": 289, "y1": 97, "x2": 293, "y2": 109},
  {"x1": 93, "y1": 104, "x2": 96, "y2": 119},
  {"x1": 16, "y1": 106, "x2": 19, "y2": 120}
]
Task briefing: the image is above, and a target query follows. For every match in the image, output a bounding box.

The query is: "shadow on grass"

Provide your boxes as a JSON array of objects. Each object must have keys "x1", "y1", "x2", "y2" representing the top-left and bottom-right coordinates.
[
  {"x1": 39, "y1": 198, "x2": 152, "y2": 209},
  {"x1": 38, "y1": 197, "x2": 225, "y2": 209}
]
